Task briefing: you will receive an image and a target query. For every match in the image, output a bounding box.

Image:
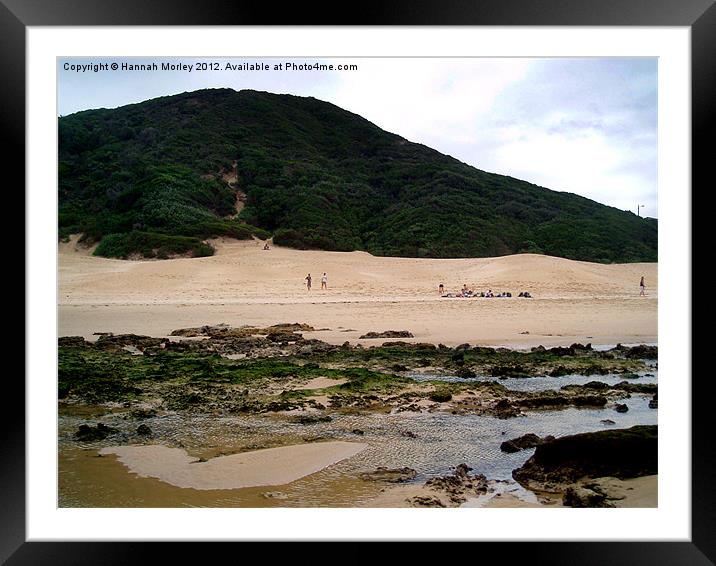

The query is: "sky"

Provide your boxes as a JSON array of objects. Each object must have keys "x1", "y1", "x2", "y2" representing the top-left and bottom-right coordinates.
[{"x1": 58, "y1": 57, "x2": 657, "y2": 218}]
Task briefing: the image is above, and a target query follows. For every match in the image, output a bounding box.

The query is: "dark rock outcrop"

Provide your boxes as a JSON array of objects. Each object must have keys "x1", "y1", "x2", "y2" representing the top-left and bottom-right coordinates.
[
  {"x1": 615, "y1": 382, "x2": 658, "y2": 394},
  {"x1": 429, "y1": 390, "x2": 452, "y2": 403},
  {"x1": 359, "y1": 467, "x2": 417, "y2": 483},
  {"x1": 58, "y1": 336, "x2": 89, "y2": 347},
  {"x1": 359, "y1": 330, "x2": 414, "y2": 339},
  {"x1": 500, "y1": 433, "x2": 555, "y2": 453},
  {"x1": 408, "y1": 496, "x2": 446, "y2": 507},
  {"x1": 95, "y1": 333, "x2": 169, "y2": 352},
  {"x1": 75, "y1": 423, "x2": 118, "y2": 441},
  {"x1": 294, "y1": 414, "x2": 332, "y2": 425},
  {"x1": 517, "y1": 394, "x2": 607, "y2": 409},
  {"x1": 136, "y1": 424, "x2": 153, "y2": 436},
  {"x1": 623, "y1": 345, "x2": 658, "y2": 359},
  {"x1": 423, "y1": 464, "x2": 489, "y2": 505},
  {"x1": 512, "y1": 425, "x2": 657, "y2": 486},
  {"x1": 562, "y1": 485, "x2": 611, "y2": 508}
]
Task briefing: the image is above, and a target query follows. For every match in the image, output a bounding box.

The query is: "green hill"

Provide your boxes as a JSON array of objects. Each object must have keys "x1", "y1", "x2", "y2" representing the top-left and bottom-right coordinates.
[{"x1": 58, "y1": 88, "x2": 657, "y2": 262}]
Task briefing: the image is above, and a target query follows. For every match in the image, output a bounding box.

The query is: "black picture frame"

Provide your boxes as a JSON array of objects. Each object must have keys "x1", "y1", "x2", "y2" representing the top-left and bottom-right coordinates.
[{"x1": 8, "y1": 0, "x2": 710, "y2": 562}]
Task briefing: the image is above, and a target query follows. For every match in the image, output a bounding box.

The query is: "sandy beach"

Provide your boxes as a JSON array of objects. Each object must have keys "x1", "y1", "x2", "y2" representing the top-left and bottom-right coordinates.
[
  {"x1": 59, "y1": 236, "x2": 657, "y2": 348},
  {"x1": 59, "y1": 236, "x2": 658, "y2": 509}
]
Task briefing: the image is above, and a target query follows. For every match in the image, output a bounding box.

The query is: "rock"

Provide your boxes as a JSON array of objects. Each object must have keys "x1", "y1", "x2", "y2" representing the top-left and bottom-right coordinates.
[
  {"x1": 352, "y1": 429, "x2": 365, "y2": 435},
  {"x1": 512, "y1": 425, "x2": 657, "y2": 487},
  {"x1": 262, "y1": 491, "x2": 289, "y2": 500},
  {"x1": 58, "y1": 336, "x2": 88, "y2": 347},
  {"x1": 136, "y1": 424, "x2": 152, "y2": 436},
  {"x1": 613, "y1": 382, "x2": 658, "y2": 394},
  {"x1": 580, "y1": 381, "x2": 609, "y2": 390},
  {"x1": 455, "y1": 367, "x2": 477, "y2": 378},
  {"x1": 409, "y1": 496, "x2": 446, "y2": 507},
  {"x1": 624, "y1": 345, "x2": 658, "y2": 360},
  {"x1": 500, "y1": 433, "x2": 555, "y2": 453},
  {"x1": 95, "y1": 333, "x2": 168, "y2": 351},
  {"x1": 601, "y1": 419, "x2": 616, "y2": 425},
  {"x1": 572, "y1": 395, "x2": 608, "y2": 407},
  {"x1": 170, "y1": 324, "x2": 230, "y2": 337},
  {"x1": 129, "y1": 409, "x2": 157, "y2": 421},
  {"x1": 396, "y1": 403, "x2": 422, "y2": 413},
  {"x1": 649, "y1": 398, "x2": 658, "y2": 409},
  {"x1": 517, "y1": 395, "x2": 607, "y2": 409},
  {"x1": 423, "y1": 464, "x2": 489, "y2": 504},
  {"x1": 391, "y1": 364, "x2": 408, "y2": 372},
  {"x1": 266, "y1": 331, "x2": 303, "y2": 343},
  {"x1": 500, "y1": 441, "x2": 522, "y2": 453},
  {"x1": 546, "y1": 346, "x2": 576, "y2": 357},
  {"x1": 615, "y1": 403, "x2": 629, "y2": 413},
  {"x1": 562, "y1": 486, "x2": 610, "y2": 508},
  {"x1": 359, "y1": 467, "x2": 417, "y2": 483},
  {"x1": 400, "y1": 430, "x2": 418, "y2": 439},
  {"x1": 491, "y1": 365, "x2": 531, "y2": 378},
  {"x1": 294, "y1": 415, "x2": 332, "y2": 425},
  {"x1": 429, "y1": 390, "x2": 452, "y2": 403},
  {"x1": 548, "y1": 366, "x2": 572, "y2": 377},
  {"x1": 75, "y1": 423, "x2": 118, "y2": 441},
  {"x1": 359, "y1": 330, "x2": 414, "y2": 339}
]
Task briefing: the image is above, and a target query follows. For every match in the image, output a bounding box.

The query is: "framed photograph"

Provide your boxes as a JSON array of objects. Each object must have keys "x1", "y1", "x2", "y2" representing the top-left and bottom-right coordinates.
[{"x1": 10, "y1": 0, "x2": 710, "y2": 562}]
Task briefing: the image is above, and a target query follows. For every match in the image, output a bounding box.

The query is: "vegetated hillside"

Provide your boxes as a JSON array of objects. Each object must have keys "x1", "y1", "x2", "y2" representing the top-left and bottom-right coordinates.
[{"x1": 58, "y1": 88, "x2": 657, "y2": 262}]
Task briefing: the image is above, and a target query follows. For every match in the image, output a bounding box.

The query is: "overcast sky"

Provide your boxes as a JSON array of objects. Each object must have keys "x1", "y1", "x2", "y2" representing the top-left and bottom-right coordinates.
[{"x1": 59, "y1": 57, "x2": 657, "y2": 218}]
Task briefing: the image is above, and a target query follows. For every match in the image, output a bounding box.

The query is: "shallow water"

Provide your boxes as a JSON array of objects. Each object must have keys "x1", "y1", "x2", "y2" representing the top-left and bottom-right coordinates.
[
  {"x1": 59, "y1": 388, "x2": 657, "y2": 507},
  {"x1": 407, "y1": 370, "x2": 658, "y2": 393}
]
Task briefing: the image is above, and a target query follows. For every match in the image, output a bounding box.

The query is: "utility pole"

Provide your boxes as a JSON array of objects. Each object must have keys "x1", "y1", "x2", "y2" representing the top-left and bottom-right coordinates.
[{"x1": 637, "y1": 204, "x2": 644, "y2": 217}]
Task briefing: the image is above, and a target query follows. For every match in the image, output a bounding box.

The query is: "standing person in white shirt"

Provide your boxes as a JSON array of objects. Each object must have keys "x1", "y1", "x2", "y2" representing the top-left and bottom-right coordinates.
[{"x1": 321, "y1": 272, "x2": 328, "y2": 290}]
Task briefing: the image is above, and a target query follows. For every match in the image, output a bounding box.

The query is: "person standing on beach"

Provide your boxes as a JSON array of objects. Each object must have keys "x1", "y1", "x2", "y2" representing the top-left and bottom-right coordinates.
[
  {"x1": 640, "y1": 276, "x2": 645, "y2": 296},
  {"x1": 321, "y1": 272, "x2": 328, "y2": 290},
  {"x1": 305, "y1": 273, "x2": 312, "y2": 291},
  {"x1": 439, "y1": 283, "x2": 444, "y2": 295}
]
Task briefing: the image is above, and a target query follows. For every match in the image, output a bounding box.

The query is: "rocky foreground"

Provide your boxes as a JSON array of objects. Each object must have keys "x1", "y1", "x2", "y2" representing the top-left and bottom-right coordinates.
[
  {"x1": 58, "y1": 323, "x2": 658, "y2": 507},
  {"x1": 59, "y1": 323, "x2": 656, "y2": 417},
  {"x1": 512, "y1": 425, "x2": 657, "y2": 507}
]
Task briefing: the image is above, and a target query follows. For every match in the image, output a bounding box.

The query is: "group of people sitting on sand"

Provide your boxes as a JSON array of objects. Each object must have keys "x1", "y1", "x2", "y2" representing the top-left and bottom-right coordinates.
[{"x1": 438, "y1": 283, "x2": 532, "y2": 299}]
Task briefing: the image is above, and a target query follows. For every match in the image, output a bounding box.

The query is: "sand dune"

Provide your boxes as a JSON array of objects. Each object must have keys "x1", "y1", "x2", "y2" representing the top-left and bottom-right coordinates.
[{"x1": 58, "y1": 238, "x2": 657, "y2": 347}]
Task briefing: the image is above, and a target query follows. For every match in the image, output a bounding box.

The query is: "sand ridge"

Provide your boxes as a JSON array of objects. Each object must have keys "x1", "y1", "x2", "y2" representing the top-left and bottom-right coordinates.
[{"x1": 60, "y1": 237, "x2": 657, "y2": 303}]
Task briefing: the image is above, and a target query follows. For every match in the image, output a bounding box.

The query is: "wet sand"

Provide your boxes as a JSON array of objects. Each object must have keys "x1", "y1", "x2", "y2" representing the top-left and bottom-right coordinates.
[{"x1": 99, "y1": 441, "x2": 368, "y2": 490}]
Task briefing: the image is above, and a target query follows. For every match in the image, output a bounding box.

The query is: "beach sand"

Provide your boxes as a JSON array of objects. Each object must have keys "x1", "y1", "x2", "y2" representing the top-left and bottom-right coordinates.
[
  {"x1": 59, "y1": 237, "x2": 657, "y2": 348},
  {"x1": 99, "y1": 441, "x2": 368, "y2": 490}
]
